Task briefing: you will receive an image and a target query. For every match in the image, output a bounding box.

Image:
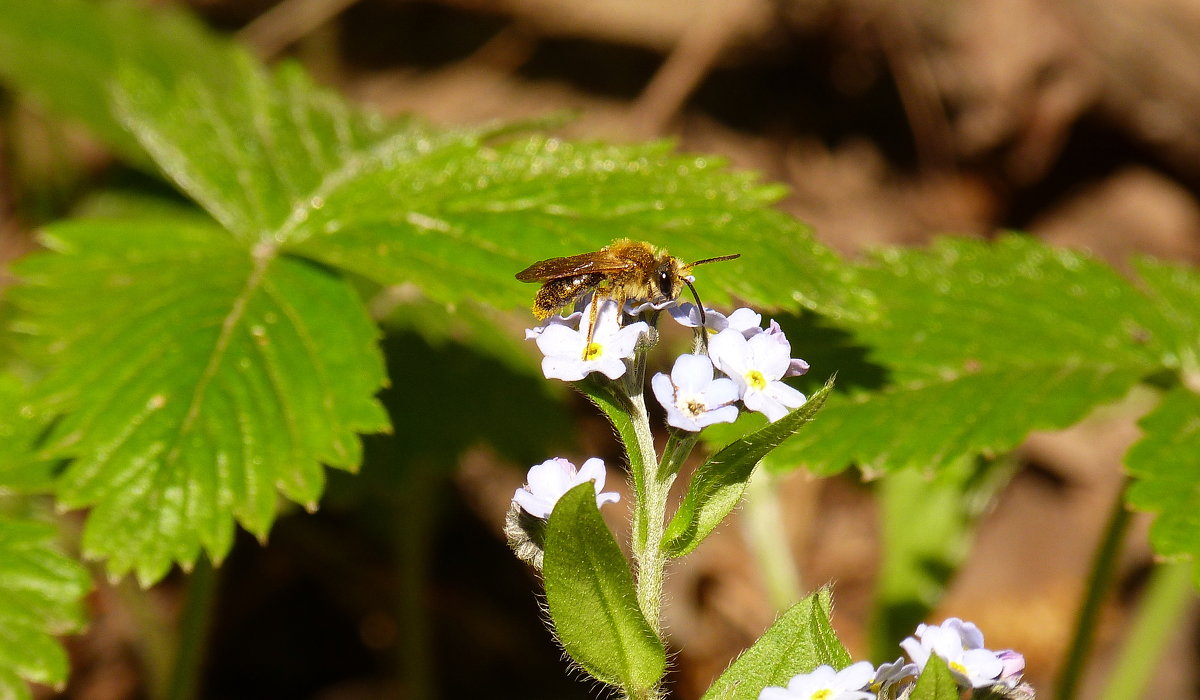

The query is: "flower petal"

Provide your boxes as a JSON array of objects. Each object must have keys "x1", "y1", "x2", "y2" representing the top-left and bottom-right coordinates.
[
  {"x1": 746, "y1": 332, "x2": 792, "y2": 379},
  {"x1": 542, "y1": 356, "x2": 588, "y2": 381},
  {"x1": 577, "y1": 457, "x2": 607, "y2": 490},
  {"x1": 700, "y1": 376, "x2": 740, "y2": 406},
  {"x1": 672, "y1": 353, "x2": 715, "y2": 392}
]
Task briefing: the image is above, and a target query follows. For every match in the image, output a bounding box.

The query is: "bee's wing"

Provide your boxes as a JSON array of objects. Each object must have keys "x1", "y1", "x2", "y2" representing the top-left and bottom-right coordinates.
[{"x1": 515, "y1": 250, "x2": 637, "y2": 281}]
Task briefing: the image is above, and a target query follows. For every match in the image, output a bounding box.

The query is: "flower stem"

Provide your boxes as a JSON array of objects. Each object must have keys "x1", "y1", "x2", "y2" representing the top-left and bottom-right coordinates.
[
  {"x1": 1054, "y1": 477, "x2": 1133, "y2": 700},
  {"x1": 628, "y1": 387, "x2": 669, "y2": 632},
  {"x1": 1099, "y1": 560, "x2": 1194, "y2": 700}
]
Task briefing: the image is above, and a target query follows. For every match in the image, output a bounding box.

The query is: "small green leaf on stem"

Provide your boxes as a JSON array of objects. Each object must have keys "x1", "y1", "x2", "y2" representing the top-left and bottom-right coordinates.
[
  {"x1": 908, "y1": 655, "x2": 960, "y2": 700},
  {"x1": 701, "y1": 586, "x2": 850, "y2": 700},
  {"x1": 543, "y1": 483, "x2": 666, "y2": 694},
  {"x1": 664, "y1": 379, "x2": 833, "y2": 558}
]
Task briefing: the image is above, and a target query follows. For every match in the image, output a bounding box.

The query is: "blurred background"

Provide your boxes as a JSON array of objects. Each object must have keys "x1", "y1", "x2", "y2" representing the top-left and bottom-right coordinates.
[{"x1": 3, "y1": 0, "x2": 1199, "y2": 697}]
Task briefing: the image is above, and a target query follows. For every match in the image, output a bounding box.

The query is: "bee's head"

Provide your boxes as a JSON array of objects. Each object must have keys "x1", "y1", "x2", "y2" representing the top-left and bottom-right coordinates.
[{"x1": 654, "y1": 257, "x2": 689, "y2": 300}]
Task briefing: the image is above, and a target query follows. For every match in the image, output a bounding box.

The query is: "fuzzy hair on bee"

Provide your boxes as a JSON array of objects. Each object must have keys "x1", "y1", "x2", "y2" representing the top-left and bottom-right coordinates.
[{"x1": 515, "y1": 239, "x2": 739, "y2": 322}]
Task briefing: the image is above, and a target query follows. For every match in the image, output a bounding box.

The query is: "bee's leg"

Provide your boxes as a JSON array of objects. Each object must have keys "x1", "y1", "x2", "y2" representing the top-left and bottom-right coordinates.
[{"x1": 583, "y1": 296, "x2": 601, "y2": 356}]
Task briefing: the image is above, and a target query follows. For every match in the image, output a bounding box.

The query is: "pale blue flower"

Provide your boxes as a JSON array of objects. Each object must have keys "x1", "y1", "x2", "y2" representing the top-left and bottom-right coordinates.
[
  {"x1": 900, "y1": 618, "x2": 1004, "y2": 689},
  {"x1": 669, "y1": 303, "x2": 762, "y2": 336},
  {"x1": 534, "y1": 300, "x2": 648, "y2": 381},
  {"x1": 870, "y1": 657, "x2": 918, "y2": 693},
  {"x1": 524, "y1": 310, "x2": 583, "y2": 339},
  {"x1": 513, "y1": 457, "x2": 620, "y2": 519},
  {"x1": 759, "y1": 662, "x2": 877, "y2": 700},
  {"x1": 651, "y1": 354, "x2": 739, "y2": 431},
  {"x1": 708, "y1": 328, "x2": 807, "y2": 422}
]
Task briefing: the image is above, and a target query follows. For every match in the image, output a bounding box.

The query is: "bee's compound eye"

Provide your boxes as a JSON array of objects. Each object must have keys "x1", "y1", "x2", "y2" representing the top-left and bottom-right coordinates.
[{"x1": 657, "y1": 269, "x2": 673, "y2": 298}]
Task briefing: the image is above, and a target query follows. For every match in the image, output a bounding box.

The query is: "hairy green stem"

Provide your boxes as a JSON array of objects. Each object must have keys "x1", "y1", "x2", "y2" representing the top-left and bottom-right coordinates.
[
  {"x1": 742, "y1": 468, "x2": 801, "y2": 611},
  {"x1": 1055, "y1": 478, "x2": 1133, "y2": 700},
  {"x1": 629, "y1": 387, "x2": 669, "y2": 632},
  {"x1": 164, "y1": 556, "x2": 218, "y2": 700},
  {"x1": 660, "y1": 430, "x2": 700, "y2": 480},
  {"x1": 1099, "y1": 560, "x2": 1194, "y2": 700}
]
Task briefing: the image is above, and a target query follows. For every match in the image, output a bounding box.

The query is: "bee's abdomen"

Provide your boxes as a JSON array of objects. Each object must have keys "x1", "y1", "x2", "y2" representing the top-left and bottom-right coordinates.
[{"x1": 533, "y1": 273, "x2": 606, "y2": 318}]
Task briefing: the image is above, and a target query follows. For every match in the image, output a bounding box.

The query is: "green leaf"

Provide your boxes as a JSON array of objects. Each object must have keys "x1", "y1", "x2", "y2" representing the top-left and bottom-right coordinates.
[
  {"x1": 701, "y1": 587, "x2": 850, "y2": 700},
  {"x1": 543, "y1": 483, "x2": 666, "y2": 693},
  {"x1": 11, "y1": 219, "x2": 389, "y2": 585},
  {"x1": 0, "y1": 516, "x2": 90, "y2": 698},
  {"x1": 112, "y1": 43, "x2": 868, "y2": 318},
  {"x1": 869, "y1": 455, "x2": 1017, "y2": 660},
  {"x1": 1125, "y1": 386, "x2": 1200, "y2": 586},
  {"x1": 112, "y1": 58, "x2": 426, "y2": 246},
  {"x1": 0, "y1": 374, "x2": 58, "y2": 493},
  {"x1": 908, "y1": 655, "x2": 960, "y2": 700},
  {"x1": 771, "y1": 235, "x2": 1163, "y2": 476},
  {"x1": 664, "y1": 379, "x2": 833, "y2": 558},
  {"x1": 0, "y1": 0, "x2": 237, "y2": 164},
  {"x1": 293, "y1": 136, "x2": 872, "y2": 320},
  {"x1": 1132, "y1": 257, "x2": 1200, "y2": 378}
]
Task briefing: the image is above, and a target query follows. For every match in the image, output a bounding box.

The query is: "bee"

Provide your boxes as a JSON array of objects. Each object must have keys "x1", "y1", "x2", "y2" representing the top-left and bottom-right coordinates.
[{"x1": 516, "y1": 238, "x2": 739, "y2": 334}]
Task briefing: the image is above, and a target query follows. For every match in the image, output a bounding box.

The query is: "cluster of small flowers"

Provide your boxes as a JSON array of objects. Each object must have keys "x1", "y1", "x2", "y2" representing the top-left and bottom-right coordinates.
[
  {"x1": 527, "y1": 298, "x2": 810, "y2": 430},
  {"x1": 760, "y1": 618, "x2": 1032, "y2": 700}
]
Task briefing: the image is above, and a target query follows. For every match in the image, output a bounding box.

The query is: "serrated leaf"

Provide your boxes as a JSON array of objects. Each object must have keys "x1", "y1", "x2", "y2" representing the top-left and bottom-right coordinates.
[
  {"x1": 701, "y1": 587, "x2": 850, "y2": 700},
  {"x1": 778, "y1": 363, "x2": 1145, "y2": 477},
  {"x1": 112, "y1": 58, "x2": 430, "y2": 245},
  {"x1": 0, "y1": 0, "x2": 236, "y2": 164},
  {"x1": 0, "y1": 516, "x2": 90, "y2": 698},
  {"x1": 0, "y1": 374, "x2": 58, "y2": 493},
  {"x1": 664, "y1": 380, "x2": 833, "y2": 558},
  {"x1": 289, "y1": 136, "x2": 872, "y2": 320},
  {"x1": 771, "y1": 235, "x2": 1163, "y2": 476},
  {"x1": 112, "y1": 57, "x2": 869, "y2": 321},
  {"x1": 1125, "y1": 386, "x2": 1200, "y2": 586},
  {"x1": 543, "y1": 483, "x2": 665, "y2": 693},
  {"x1": 1132, "y1": 257, "x2": 1200, "y2": 377},
  {"x1": 909, "y1": 655, "x2": 959, "y2": 700},
  {"x1": 11, "y1": 219, "x2": 388, "y2": 585}
]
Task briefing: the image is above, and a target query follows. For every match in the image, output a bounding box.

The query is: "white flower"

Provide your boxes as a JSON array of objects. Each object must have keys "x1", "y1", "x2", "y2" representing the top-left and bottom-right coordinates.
[
  {"x1": 650, "y1": 354, "x2": 740, "y2": 431},
  {"x1": 995, "y1": 650, "x2": 1026, "y2": 687},
  {"x1": 708, "y1": 328, "x2": 807, "y2": 422},
  {"x1": 534, "y1": 299, "x2": 648, "y2": 381},
  {"x1": 512, "y1": 457, "x2": 620, "y2": 519},
  {"x1": 668, "y1": 302, "x2": 723, "y2": 329},
  {"x1": 759, "y1": 320, "x2": 810, "y2": 377},
  {"x1": 759, "y1": 662, "x2": 877, "y2": 700},
  {"x1": 669, "y1": 303, "x2": 763, "y2": 337},
  {"x1": 870, "y1": 657, "x2": 918, "y2": 693},
  {"x1": 524, "y1": 311, "x2": 583, "y2": 339},
  {"x1": 726, "y1": 307, "x2": 764, "y2": 335},
  {"x1": 900, "y1": 618, "x2": 1004, "y2": 689}
]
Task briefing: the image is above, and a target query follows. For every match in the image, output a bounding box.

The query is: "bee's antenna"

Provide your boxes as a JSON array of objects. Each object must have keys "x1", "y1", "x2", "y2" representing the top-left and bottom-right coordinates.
[
  {"x1": 683, "y1": 277, "x2": 711, "y2": 352},
  {"x1": 682, "y1": 253, "x2": 738, "y2": 353},
  {"x1": 690, "y1": 253, "x2": 741, "y2": 268}
]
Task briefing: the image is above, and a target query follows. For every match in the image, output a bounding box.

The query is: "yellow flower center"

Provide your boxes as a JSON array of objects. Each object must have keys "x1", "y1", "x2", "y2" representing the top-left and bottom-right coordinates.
[
  {"x1": 950, "y1": 661, "x2": 968, "y2": 676},
  {"x1": 811, "y1": 690, "x2": 832, "y2": 700},
  {"x1": 746, "y1": 369, "x2": 768, "y2": 390},
  {"x1": 582, "y1": 342, "x2": 603, "y2": 361},
  {"x1": 684, "y1": 399, "x2": 706, "y2": 417}
]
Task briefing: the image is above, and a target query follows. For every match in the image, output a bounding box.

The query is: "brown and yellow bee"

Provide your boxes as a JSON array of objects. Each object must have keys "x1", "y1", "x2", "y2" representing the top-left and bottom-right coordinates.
[{"x1": 516, "y1": 238, "x2": 739, "y2": 324}]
